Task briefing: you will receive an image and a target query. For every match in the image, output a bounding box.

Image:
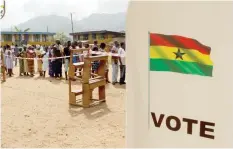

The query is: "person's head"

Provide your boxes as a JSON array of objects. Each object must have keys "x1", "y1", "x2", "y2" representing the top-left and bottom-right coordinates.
[
  {"x1": 84, "y1": 43, "x2": 89, "y2": 48},
  {"x1": 56, "y1": 40, "x2": 61, "y2": 45},
  {"x1": 23, "y1": 47, "x2": 27, "y2": 51},
  {"x1": 19, "y1": 48, "x2": 22, "y2": 52},
  {"x1": 45, "y1": 46, "x2": 48, "y2": 52},
  {"x1": 92, "y1": 47, "x2": 98, "y2": 51},
  {"x1": 100, "y1": 43, "x2": 106, "y2": 50},
  {"x1": 78, "y1": 42, "x2": 82, "y2": 48},
  {"x1": 71, "y1": 41, "x2": 78, "y2": 49},
  {"x1": 15, "y1": 44, "x2": 18, "y2": 47},
  {"x1": 115, "y1": 41, "x2": 120, "y2": 48},
  {"x1": 6, "y1": 44, "x2": 10, "y2": 49},
  {"x1": 114, "y1": 41, "x2": 118, "y2": 45},
  {"x1": 120, "y1": 42, "x2": 125, "y2": 49},
  {"x1": 67, "y1": 41, "x2": 71, "y2": 47},
  {"x1": 94, "y1": 40, "x2": 98, "y2": 45}
]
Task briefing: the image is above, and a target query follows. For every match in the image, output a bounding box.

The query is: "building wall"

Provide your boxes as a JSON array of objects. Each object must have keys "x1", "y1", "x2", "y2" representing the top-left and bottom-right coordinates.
[
  {"x1": 72, "y1": 32, "x2": 121, "y2": 44},
  {"x1": 1, "y1": 34, "x2": 54, "y2": 46}
]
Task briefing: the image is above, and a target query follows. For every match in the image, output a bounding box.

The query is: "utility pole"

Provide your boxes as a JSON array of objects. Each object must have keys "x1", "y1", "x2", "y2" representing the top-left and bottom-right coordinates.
[
  {"x1": 70, "y1": 13, "x2": 74, "y2": 34},
  {"x1": 47, "y1": 26, "x2": 48, "y2": 32}
]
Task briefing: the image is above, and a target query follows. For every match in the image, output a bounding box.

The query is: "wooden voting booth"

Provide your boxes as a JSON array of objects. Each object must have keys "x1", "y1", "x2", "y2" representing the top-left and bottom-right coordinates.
[{"x1": 68, "y1": 48, "x2": 108, "y2": 108}]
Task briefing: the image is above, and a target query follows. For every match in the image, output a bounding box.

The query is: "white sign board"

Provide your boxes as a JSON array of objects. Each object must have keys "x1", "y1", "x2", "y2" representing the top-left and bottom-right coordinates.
[{"x1": 126, "y1": 1, "x2": 233, "y2": 147}]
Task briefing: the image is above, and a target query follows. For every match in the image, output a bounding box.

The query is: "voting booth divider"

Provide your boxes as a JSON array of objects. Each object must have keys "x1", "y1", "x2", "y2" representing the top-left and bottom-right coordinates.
[
  {"x1": 68, "y1": 48, "x2": 108, "y2": 108},
  {"x1": 126, "y1": 0, "x2": 233, "y2": 147}
]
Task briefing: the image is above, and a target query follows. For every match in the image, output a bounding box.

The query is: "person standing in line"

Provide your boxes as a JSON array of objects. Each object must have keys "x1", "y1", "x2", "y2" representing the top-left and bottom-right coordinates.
[
  {"x1": 91, "y1": 45, "x2": 100, "y2": 77},
  {"x1": 91, "y1": 40, "x2": 99, "y2": 74},
  {"x1": 71, "y1": 41, "x2": 78, "y2": 76},
  {"x1": 63, "y1": 41, "x2": 71, "y2": 80},
  {"x1": 78, "y1": 41, "x2": 84, "y2": 62},
  {"x1": 42, "y1": 48, "x2": 49, "y2": 77},
  {"x1": 84, "y1": 43, "x2": 91, "y2": 56},
  {"x1": 5, "y1": 45, "x2": 14, "y2": 77},
  {"x1": 118, "y1": 42, "x2": 126, "y2": 85},
  {"x1": 27, "y1": 46, "x2": 36, "y2": 77},
  {"x1": 48, "y1": 46, "x2": 54, "y2": 77},
  {"x1": 77, "y1": 42, "x2": 84, "y2": 76},
  {"x1": 10, "y1": 43, "x2": 15, "y2": 52},
  {"x1": 10, "y1": 43, "x2": 15, "y2": 69},
  {"x1": 35, "y1": 45, "x2": 43, "y2": 76},
  {"x1": 18, "y1": 48, "x2": 25, "y2": 76},
  {"x1": 53, "y1": 46, "x2": 62, "y2": 79},
  {"x1": 111, "y1": 41, "x2": 120, "y2": 85},
  {"x1": 3, "y1": 46, "x2": 7, "y2": 74},
  {"x1": 93, "y1": 40, "x2": 98, "y2": 49},
  {"x1": 55, "y1": 40, "x2": 64, "y2": 78},
  {"x1": 23, "y1": 46, "x2": 29, "y2": 76},
  {"x1": 99, "y1": 42, "x2": 110, "y2": 83},
  {"x1": 14, "y1": 44, "x2": 19, "y2": 66},
  {"x1": 10, "y1": 44, "x2": 15, "y2": 75}
]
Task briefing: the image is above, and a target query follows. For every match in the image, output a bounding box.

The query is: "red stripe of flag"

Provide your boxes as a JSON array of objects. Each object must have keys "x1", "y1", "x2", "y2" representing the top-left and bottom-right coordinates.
[{"x1": 150, "y1": 33, "x2": 211, "y2": 55}]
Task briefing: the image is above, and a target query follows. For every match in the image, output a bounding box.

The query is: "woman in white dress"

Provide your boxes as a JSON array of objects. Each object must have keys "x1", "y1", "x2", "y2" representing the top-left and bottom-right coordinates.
[
  {"x1": 5, "y1": 45, "x2": 14, "y2": 77},
  {"x1": 42, "y1": 49, "x2": 49, "y2": 77}
]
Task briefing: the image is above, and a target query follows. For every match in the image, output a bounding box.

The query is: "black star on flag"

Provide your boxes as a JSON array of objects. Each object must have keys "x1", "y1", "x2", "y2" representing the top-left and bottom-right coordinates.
[{"x1": 173, "y1": 49, "x2": 186, "y2": 60}]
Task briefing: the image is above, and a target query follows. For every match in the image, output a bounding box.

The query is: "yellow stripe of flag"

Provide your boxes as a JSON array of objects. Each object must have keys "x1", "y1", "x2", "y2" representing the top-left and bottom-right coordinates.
[{"x1": 150, "y1": 46, "x2": 213, "y2": 66}]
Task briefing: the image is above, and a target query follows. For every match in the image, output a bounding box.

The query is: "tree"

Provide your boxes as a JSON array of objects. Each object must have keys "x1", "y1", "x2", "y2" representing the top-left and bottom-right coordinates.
[
  {"x1": 14, "y1": 26, "x2": 30, "y2": 32},
  {"x1": 54, "y1": 32, "x2": 71, "y2": 45},
  {"x1": 14, "y1": 26, "x2": 30, "y2": 46}
]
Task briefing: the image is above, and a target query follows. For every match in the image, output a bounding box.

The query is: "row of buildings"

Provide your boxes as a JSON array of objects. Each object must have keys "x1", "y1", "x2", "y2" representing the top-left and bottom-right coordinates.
[{"x1": 0, "y1": 30, "x2": 125, "y2": 46}]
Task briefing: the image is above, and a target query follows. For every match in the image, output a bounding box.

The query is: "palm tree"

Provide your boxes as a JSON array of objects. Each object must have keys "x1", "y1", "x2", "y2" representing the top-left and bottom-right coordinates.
[
  {"x1": 14, "y1": 26, "x2": 30, "y2": 46},
  {"x1": 14, "y1": 26, "x2": 30, "y2": 32}
]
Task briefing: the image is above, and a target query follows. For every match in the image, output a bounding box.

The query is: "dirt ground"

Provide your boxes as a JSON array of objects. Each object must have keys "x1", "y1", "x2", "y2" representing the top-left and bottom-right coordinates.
[{"x1": 1, "y1": 64, "x2": 125, "y2": 148}]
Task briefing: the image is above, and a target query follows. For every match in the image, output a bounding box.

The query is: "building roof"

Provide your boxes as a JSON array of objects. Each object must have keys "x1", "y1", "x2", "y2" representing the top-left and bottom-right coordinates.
[
  {"x1": 0, "y1": 31, "x2": 56, "y2": 35},
  {"x1": 70, "y1": 30, "x2": 125, "y2": 36}
]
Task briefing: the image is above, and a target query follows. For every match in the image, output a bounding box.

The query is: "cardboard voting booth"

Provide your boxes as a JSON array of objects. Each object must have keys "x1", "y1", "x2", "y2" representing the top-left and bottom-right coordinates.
[{"x1": 126, "y1": 1, "x2": 233, "y2": 147}]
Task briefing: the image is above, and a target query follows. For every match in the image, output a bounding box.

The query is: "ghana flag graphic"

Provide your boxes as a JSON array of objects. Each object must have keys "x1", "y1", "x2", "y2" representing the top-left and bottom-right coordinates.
[{"x1": 150, "y1": 33, "x2": 213, "y2": 77}]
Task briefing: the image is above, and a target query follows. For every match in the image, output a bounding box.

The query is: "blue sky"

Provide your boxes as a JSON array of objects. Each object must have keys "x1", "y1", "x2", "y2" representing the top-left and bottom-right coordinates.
[{"x1": 0, "y1": 0, "x2": 128, "y2": 28}]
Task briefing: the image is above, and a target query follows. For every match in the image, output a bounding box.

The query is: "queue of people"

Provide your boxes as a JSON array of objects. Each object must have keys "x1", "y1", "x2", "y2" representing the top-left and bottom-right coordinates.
[{"x1": 0, "y1": 40, "x2": 126, "y2": 85}]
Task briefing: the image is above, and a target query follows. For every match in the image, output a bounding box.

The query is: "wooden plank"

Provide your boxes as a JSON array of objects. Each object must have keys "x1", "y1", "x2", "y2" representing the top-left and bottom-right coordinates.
[
  {"x1": 97, "y1": 60, "x2": 106, "y2": 77},
  {"x1": 89, "y1": 79, "x2": 106, "y2": 90},
  {"x1": 69, "y1": 92, "x2": 77, "y2": 105},
  {"x1": 89, "y1": 76, "x2": 104, "y2": 81},
  {"x1": 73, "y1": 62, "x2": 84, "y2": 68},
  {"x1": 99, "y1": 86, "x2": 106, "y2": 100},
  {"x1": 71, "y1": 89, "x2": 83, "y2": 96},
  {"x1": 85, "y1": 55, "x2": 108, "y2": 61},
  {"x1": 82, "y1": 84, "x2": 91, "y2": 108},
  {"x1": 68, "y1": 64, "x2": 75, "y2": 78},
  {"x1": 83, "y1": 59, "x2": 91, "y2": 83},
  {"x1": 71, "y1": 48, "x2": 89, "y2": 54}
]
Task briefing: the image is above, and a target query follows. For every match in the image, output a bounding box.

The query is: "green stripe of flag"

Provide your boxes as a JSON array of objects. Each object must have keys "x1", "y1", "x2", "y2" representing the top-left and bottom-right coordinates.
[{"x1": 150, "y1": 59, "x2": 213, "y2": 77}]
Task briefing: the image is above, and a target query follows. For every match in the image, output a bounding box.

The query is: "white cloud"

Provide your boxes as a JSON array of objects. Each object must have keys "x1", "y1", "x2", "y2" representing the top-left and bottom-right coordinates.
[{"x1": 0, "y1": 0, "x2": 128, "y2": 29}]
